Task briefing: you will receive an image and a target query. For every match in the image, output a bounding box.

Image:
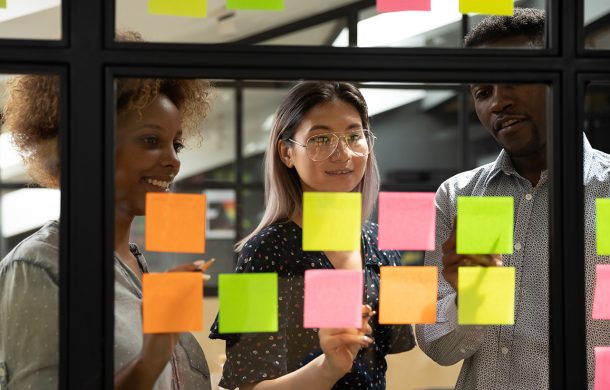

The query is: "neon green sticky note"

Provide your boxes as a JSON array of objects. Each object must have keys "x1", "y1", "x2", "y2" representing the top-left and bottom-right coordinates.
[
  {"x1": 457, "y1": 196, "x2": 514, "y2": 254},
  {"x1": 459, "y1": 0, "x2": 514, "y2": 16},
  {"x1": 218, "y1": 273, "x2": 278, "y2": 333},
  {"x1": 458, "y1": 267, "x2": 515, "y2": 325},
  {"x1": 0, "y1": 0, "x2": 5, "y2": 9},
  {"x1": 302, "y1": 192, "x2": 361, "y2": 251},
  {"x1": 148, "y1": 0, "x2": 207, "y2": 18},
  {"x1": 227, "y1": 0, "x2": 284, "y2": 10},
  {"x1": 597, "y1": 199, "x2": 610, "y2": 255}
]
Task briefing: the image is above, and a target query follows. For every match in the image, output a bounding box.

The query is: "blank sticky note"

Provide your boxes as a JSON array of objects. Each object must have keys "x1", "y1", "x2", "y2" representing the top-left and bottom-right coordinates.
[
  {"x1": 379, "y1": 266, "x2": 437, "y2": 324},
  {"x1": 596, "y1": 347, "x2": 610, "y2": 389},
  {"x1": 377, "y1": 0, "x2": 431, "y2": 12},
  {"x1": 378, "y1": 192, "x2": 436, "y2": 250},
  {"x1": 304, "y1": 269, "x2": 363, "y2": 328},
  {"x1": 148, "y1": 0, "x2": 207, "y2": 17},
  {"x1": 459, "y1": 0, "x2": 513, "y2": 16},
  {"x1": 593, "y1": 264, "x2": 610, "y2": 320},
  {"x1": 597, "y1": 199, "x2": 610, "y2": 255},
  {"x1": 218, "y1": 273, "x2": 278, "y2": 333},
  {"x1": 227, "y1": 0, "x2": 284, "y2": 10},
  {"x1": 0, "y1": 0, "x2": 5, "y2": 9},
  {"x1": 458, "y1": 267, "x2": 515, "y2": 325},
  {"x1": 142, "y1": 272, "x2": 203, "y2": 333},
  {"x1": 146, "y1": 193, "x2": 206, "y2": 253},
  {"x1": 302, "y1": 192, "x2": 361, "y2": 251},
  {"x1": 456, "y1": 196, "x2": 513, "y2": 254}
]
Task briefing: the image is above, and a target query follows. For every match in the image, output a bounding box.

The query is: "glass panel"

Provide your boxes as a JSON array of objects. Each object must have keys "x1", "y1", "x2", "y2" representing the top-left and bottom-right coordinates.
[
  {"x1": 260, "y1": 18, "x2": 347, "y2": 46},
  {"x1": 0, "y1": 1, "x2": 62, "y2": 40},
  {"x1": 0, "y1": 73, "x2": 61, "y2": 388},
  {"x1": 241, "y1": 188, "x2": 264, "y2": 236},
  {"x1": 584, "y1": 81, "x2": 610, "y2": 387},
  {"x1": 585, "y1": 0, "x2": 610, "y2": 49}
]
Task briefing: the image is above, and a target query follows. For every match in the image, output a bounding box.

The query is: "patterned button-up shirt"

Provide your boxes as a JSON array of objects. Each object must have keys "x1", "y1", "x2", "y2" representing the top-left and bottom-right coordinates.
[{"x1": 415, "y1": 135, "x2": 610, "y2": 389}]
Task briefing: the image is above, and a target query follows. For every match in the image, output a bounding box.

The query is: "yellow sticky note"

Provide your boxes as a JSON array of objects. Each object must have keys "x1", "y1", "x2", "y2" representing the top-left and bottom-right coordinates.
[
  {"x1": 458, "y1": 267, "x2": 515, "y2": 325},
  {"x1": 146, "y1": 193, "x2": 206, "y2": 253},
  {"x1": 148, "y1": 0, "x2": 207, "y2": 18},
  {"x1": 459, "y1": 0, "x2": 514, "y2": 16},
  {"x1": 142, "y1": 272, "x2": 203, "y2": 333},
  {"x1": 379, "y1": 266, "x2": 437, "y2": 324},
  {"x1": 302, "y1": 192, "x2": 361, "y2": 251}
]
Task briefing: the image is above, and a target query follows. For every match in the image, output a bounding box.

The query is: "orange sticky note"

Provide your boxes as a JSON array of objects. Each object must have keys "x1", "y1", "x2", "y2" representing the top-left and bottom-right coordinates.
[
  {"x1": 146, "y1": 193, "x2": 206, "y2": 253},
  {"x1": 379, "y1": 266, "x2": 437, "y2": 324},
  {"x1": 142, "y1": 272, "x2": 203, "y2": 333}
]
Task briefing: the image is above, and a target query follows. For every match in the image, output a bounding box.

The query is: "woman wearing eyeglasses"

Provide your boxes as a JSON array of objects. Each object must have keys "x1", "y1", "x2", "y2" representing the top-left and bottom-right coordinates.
[{"x1": 210, "y1": 81, "x2": 415, "y2": 390}]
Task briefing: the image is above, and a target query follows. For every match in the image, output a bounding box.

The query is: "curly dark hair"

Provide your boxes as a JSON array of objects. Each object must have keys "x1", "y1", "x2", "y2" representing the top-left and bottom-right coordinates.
[
  {"x1": 1, "y1": 76, "x2": 213, "y2": 188},
  {"x1": 464, "y1": 8, "x2": 545, "y2": 48}
]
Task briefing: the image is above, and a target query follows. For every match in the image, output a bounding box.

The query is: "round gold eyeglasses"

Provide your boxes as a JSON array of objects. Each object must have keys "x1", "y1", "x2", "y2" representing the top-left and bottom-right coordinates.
[{"x1": 288, "y1": 129, "x2": 375, "y2": 162}]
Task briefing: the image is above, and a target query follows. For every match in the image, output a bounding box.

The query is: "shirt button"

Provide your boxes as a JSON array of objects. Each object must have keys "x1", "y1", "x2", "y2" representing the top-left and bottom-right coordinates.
[
  {"x1": 501, "y1": 346, "x2": 509, "y2": 355},
  {"x1": 460, "y1": 348, "x2": 466, "y2": 354},
  {"x1": 514, "y1": 242, "x2": 522, "y2": 251},
  {"x1": 525, "y1": 193, "x2": 533, "y2": 201}
]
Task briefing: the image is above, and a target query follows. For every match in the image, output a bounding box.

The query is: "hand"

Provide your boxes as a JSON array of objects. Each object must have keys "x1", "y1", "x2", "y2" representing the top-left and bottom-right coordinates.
[
  {"x1": 441, "y1": 220, "x2": 503, "y2": 292},
  {"x1": 139, "y1": 332, "x2": 180, "y2": 370},
  {"x1": 318, "y1": 305, "x2": 374, "y2": 379},
  {"x1": 167, "y1": 258, "x2": 215, "y2": 281}
]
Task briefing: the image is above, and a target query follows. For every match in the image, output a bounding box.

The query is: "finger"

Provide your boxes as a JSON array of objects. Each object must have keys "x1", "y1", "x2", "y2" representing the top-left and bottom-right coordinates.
[
  {"x1": 443, "y1": 252, "x2": 464, "y2": 267},
  {"x1": 461, "y1": 255, "x2": 502, "y2": 267},
  {"x1": 168, "y1": 263, "x2": 199, "y2": 273},
  {"x1": 195, "y1": 258, "x2": 216, "y2": 272}
]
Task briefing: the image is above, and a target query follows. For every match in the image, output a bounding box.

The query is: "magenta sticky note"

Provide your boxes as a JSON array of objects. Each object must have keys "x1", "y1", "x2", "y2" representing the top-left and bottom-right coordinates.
[
  {"x1": 378, "y1": 192, "x2": 436, "y2": 251},
  {"x1": 593, "y1": 264, "x2": 610, "y2": 320},
  {"x1": 377, "y1": 0, "x2": 431, "y2": 12},
  {"x1": 303, "y1": 269, "x2": 363, "y2": 328},
  {"x1": 596, "y1": 347, "x2": 610, "y2": 389}
]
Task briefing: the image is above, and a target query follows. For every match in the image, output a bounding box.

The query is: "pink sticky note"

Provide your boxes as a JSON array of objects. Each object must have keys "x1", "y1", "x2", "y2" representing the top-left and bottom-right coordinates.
[
  {"x1": 377, "y1": 0, "x2": 431, "y2": 12},
  {"x1": 378, "y1": 192, "x2": 436, "y2": 250},
  {"x1": 593, "y1": 264, "x2": 610, "y2": 319},
  {"x1": 303, "y1": 269, "x2": 363, "y2": 328},
  {"x1": 596, "y1": 347, "x2": 610, "y2": 389}
]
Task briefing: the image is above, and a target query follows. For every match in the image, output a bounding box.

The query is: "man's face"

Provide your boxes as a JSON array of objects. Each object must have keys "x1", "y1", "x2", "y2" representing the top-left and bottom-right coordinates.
[{"x1": 470, "y1": 36, "x2": 548, "y2": 159}]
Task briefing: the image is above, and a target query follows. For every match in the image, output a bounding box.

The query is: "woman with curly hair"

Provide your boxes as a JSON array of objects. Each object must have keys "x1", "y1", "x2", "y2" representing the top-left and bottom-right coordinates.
[{"x1": 0, "y1": 74, "x2": 214, "y2": 389}]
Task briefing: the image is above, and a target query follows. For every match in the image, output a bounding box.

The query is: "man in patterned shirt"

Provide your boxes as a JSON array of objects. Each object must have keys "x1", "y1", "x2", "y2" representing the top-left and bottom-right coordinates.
[{"x1": 415, "y1": 8, "x2": 610, "y2": 389}]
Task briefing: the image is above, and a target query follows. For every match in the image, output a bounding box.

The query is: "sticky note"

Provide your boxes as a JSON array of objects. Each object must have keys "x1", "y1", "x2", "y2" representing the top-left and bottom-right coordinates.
[
  {"x1": 458, "y1": 267, "x2": 515, "y2": 325},
  {"x1": 597, "y1": 199, "x2": 610, "y2": 255},
  {"x1": 379, "y1": 266, "x2": 437, "y2": 324},
  {"x1": 142, "y1": 272, "x2": 203, "y2": 333},
  {"x1": 304, "y1": 269, "x2": 363, "y2": 328},
  {"x1": 145, "y1": 193, "x2": 206, "y2": 253},
  {"x1": 593, "y1": 264, "x2": 610, "y2": 320},
  {"x1": 378, "y1": 192, "x2": 436, "y2": 250},
  {"x1": 227, "y1": 0, "x2": 284, "y2": 10},
  {"x1": 456, "y1": 196, "x2": 513, "y2": 254},
  {"x1": 148, "y1": 0, "x2": 207, "y2": 18},
  {"x1": 302, "y1": 192, "x2": 361, "y2": 251},
  {"x1": 0, "y1": 0, "x2": 5, "y2": 9},
  {"x1": 596, "y1": 347, "x2": 610, "y2": 389},
  {"x1": 218, "y1": 273, "x2": 278, "y2": 333},
  {"x1": 459, "y1": 0, "x2": 514, "y2": 16},
  {"x1": 377, "y1": 0, "x2": 431, "y2": 12}
]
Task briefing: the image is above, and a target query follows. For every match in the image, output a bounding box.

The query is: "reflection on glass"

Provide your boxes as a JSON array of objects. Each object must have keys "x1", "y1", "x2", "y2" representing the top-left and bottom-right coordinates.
[
  {"x1": 0, "y1": 0, "x2": 61, "y2": 40},
  {"x1": 0, "y1": 74, "x2": 61, "y2": 387},
  {"x1": 585, "y1": 0, "x2": 610, "y2": 49}
]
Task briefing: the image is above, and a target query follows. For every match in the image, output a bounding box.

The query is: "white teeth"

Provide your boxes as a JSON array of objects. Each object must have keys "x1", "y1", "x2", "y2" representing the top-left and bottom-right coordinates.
[{"x1": 146, "y1": 178, "x2": 171, "y2": 189}]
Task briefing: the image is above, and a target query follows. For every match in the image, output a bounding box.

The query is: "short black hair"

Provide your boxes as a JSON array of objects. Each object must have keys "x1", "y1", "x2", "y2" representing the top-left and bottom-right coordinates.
[{"x1": 464, "y1": 8, "x2": 545, "y2": 48}]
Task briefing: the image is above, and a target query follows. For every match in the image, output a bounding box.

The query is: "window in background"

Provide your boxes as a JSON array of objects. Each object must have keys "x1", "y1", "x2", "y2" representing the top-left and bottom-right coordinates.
[
  {"x1": 0, "y1": 0, "x2": 61, "y2": 40},
  {"x1": 585, "y1": 0, "x2": 610, "y2": 49}
]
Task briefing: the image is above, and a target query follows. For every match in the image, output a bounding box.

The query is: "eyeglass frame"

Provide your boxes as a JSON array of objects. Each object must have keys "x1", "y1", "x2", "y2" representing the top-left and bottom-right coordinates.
[{"x1": 286, "y1": 129, "x2": 376, "y2": 162}]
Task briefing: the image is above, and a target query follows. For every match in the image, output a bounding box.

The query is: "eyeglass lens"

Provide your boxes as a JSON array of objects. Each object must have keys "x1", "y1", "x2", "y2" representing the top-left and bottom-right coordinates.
[{"x1": 305, "y1": 130, "x2": 373, "y2": 161}]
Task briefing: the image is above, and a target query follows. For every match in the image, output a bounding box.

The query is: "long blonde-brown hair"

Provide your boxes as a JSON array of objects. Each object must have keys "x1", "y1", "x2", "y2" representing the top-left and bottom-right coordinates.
[{"x1": 236, "y1": 81, "x2": 380, "y2": 252}]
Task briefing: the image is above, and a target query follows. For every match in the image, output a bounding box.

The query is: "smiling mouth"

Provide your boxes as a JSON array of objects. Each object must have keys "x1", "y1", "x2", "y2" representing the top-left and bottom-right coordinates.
[
  {"x1": 145, "y1": 178, "x2": 172, "y2": 190},
  {"x1": 325, "y1": 169, "x2": 353, "y2": 175},
  {"x1": 497, "y1": 118, "x2": 527, "y2": 132}
]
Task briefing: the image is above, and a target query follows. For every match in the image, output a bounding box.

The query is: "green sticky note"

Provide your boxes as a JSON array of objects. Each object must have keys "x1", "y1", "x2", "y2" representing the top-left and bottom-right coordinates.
[
  {"x1": 459, "y1": 0, "x2": 514, "y2": 16},
  {"x1": 218, "y1": 273, "x2": 278, "y2": 333},
  {"x1": 302, "y1": 192, "x2": 361, "y2": 251},
  {"x1": 0, "y1": 0, "x2": 5, "y2": 9},
  {"x1": 596, "y1": 199, "x2": 610, "y2": 255},
  {"x1": 458, "y1": 267, "x2": 515, "y2": 325},
  {"x1": 227, "y1": 0, "x2": 284, "y2": 10},
  {"x1": 457, "y1": 196, "x2": 514, "y2": 254},
  {"x1": 148, "y1": 0, "x2": 207, "y2": 18}
]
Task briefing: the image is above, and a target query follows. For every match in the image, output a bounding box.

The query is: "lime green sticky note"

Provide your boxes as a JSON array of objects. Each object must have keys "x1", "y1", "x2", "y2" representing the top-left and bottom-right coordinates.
[
  {"x1": 457, "y1": 196, "x2": 514, "y2": 254},
  {"x1": 218, "y1": 273, "x2": 278, "y2": 333},
  {"x1": 596, "y1": 199, "x2": 610, "y2": 255},
  {"x1": 302, "y1": 192, "x2": 361, "y2": 251},
  {"x1": 459, "y1": 0, "x2": 514, "y2": 16},
  {"x1": 0, "y1": 0, "x2": 5, "y2": 9},
  {"x1": 148, "y1": 0, "x2": 207, "y2": 18},
  {"x1": 458, "y1": 267, "x2": 515, "y2": 325},
  {"x1": 227, "y1": 0, "x2": 284, "y2": 10}
]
